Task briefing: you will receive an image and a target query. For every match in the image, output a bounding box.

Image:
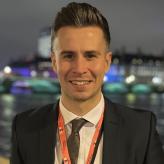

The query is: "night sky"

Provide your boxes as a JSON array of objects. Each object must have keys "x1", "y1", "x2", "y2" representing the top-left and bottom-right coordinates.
[{"x1": 0, "y1": 0, "x2": 164, "y2": 69}]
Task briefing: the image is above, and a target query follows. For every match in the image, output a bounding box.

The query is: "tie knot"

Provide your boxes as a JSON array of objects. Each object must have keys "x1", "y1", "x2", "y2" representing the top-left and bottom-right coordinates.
[{"x1": 71, "y1": 118, "x2": 87, "y2": 133}]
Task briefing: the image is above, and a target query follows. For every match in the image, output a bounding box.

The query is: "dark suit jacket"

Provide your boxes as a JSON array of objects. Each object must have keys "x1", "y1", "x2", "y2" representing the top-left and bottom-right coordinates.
[{"x1": 10, "y1": 98, "x2": 164, "y2": 164}]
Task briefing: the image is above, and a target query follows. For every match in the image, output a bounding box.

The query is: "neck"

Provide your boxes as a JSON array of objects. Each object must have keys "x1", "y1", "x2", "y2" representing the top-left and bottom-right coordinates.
[{"x1": 61, "y1": 94, "x2": 102, "y2": 116}]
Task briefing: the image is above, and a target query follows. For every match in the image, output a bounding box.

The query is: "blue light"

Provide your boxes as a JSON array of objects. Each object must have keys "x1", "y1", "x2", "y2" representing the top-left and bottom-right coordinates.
[
  {"x1": 12, "y1": 67, "x2": 31, "y2": 77},
  {"x1": 105, "y1": 64, "x2": 125, "y2": 82}
]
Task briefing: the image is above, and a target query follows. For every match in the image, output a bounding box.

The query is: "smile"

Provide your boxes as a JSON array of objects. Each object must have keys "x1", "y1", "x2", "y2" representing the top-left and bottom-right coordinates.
[{"x1": 69, "y1": 80, "x2": 92, "y2": 85}]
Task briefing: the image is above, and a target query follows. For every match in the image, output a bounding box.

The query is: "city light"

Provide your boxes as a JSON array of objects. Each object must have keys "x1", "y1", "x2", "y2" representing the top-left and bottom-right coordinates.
[
  {"x1": 30, "y1": 70, "x2": 37, "y2": 77},
  {"x1": 43, "y1": 71, "x2": 50, "y2": 78},
  {"x1": 103, "y1": 75, "x2": 108, "y2": 82},
  {"x1": 113, "y1": 58, "x2": 119, "y2": 64},
  {"x1": 3, "y1": 66, "x2": 12, "y2": 74},
  {"x1": 152, "y1": 76, "x2": 162, "y2": 84},
  {"x1": 125, "y1": 75, "x2": 136, "y2": 84}
]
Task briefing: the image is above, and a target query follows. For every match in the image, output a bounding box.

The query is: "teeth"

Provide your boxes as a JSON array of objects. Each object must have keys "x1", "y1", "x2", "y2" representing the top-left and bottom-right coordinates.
[{"x1": 70, "y1": 80, "x2": 91, "y2": 85}]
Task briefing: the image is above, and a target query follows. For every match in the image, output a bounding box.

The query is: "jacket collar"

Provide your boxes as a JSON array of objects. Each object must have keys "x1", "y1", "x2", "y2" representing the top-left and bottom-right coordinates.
[
  {"x1": 102, "y1": 98, "x2": 121, "y2": 164},
  {"x1": 39, "y1": 101, "x2": 59, "y2": 164}
]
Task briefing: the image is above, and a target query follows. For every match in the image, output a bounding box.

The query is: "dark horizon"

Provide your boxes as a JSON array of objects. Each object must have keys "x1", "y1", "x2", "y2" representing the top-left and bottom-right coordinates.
[{"x1": 0, "y1": 0, "x2": 164, "y2": 69}]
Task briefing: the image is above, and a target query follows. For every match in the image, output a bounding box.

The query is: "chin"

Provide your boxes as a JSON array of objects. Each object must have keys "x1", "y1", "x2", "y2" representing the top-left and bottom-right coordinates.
[
  {"x1": 70, "y1": 92, "x2": 99, "y2": 102},
  {"x1": 72, "y1": 96, "x2": 90, "y2": 102}
]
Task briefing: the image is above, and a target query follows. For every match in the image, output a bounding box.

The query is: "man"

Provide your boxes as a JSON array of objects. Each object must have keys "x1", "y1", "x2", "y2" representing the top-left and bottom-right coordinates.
[{"x1": 10, "y1": 2, "x2": 164, "y2": 164}]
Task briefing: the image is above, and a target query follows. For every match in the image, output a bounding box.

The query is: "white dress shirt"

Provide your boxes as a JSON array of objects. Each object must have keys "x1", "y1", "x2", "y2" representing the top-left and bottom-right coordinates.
[{"x1": 55, "y1": 94, "x2": 104, "y2": 164}]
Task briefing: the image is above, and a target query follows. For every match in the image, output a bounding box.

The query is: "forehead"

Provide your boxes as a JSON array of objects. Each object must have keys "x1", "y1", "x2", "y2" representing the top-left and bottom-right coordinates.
[{"x1": 53, "y1": 26, "x2": 107, "y2": 51}]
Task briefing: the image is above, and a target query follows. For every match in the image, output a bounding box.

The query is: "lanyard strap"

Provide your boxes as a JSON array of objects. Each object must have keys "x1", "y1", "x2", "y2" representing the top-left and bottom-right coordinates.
[
  {"x1": 58, "y1": 108, "x2": 104, "y2": 164},
  {"x1": 90, "y1": 125, "x2": 103, "y2": 164},
  {"x1": 58, "y1": 111, "x2": 71, "y2": 164},
  {"x1": 86, "y1": 112, "x2": 103, "y2": 164}
]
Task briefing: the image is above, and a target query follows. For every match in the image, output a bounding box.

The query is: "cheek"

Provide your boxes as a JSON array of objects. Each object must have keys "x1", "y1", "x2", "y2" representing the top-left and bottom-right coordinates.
[
  {"x1": 92, "y1": 60, "x2": 107, "y2": 74},
  {"x1": 89, "y1": 65, "x2": 106, "y2": 82},
  {"x1": 56, "y1": 62, "x2": 70, "y2": 78}
]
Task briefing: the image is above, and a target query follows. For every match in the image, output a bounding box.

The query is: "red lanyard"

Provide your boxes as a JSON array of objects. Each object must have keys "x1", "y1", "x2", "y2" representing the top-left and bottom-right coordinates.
[{"x1": 58, "y1": 108, "x2": 104, "y2": 164}]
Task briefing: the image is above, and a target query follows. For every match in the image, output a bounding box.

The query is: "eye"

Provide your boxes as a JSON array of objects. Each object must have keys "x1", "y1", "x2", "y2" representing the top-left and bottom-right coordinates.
[
  {"x1": 85, "y1": 52, "x2": 97, "y2": 59},
  {"x1": 62, "y1": 52, "x2": 74, "y2": 60}
]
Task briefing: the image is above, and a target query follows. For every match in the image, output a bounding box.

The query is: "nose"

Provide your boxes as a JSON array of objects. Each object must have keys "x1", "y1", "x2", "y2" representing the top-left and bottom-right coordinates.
[{"x1": 72, "y1": 55, "x2": 87, "y2": 75}]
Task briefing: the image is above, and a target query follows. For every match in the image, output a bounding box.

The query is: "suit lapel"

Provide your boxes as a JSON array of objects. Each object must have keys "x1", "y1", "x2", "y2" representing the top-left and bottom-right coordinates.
[
  {"x1": 102, "y1": 99, "x2": 121, "y2": 164},
  {"x1": 39, "y1": 102, "x2": 59, "y2": 164}
]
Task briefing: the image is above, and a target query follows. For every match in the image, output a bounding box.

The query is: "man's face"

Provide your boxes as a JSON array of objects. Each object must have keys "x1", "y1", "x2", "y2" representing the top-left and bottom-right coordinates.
[{"x1": 51, "y1": 26, "x2": 112, "y2": 103}]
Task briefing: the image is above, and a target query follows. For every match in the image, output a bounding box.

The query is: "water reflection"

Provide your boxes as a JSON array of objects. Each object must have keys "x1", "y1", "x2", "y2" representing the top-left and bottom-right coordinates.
[{"x1": 0, "y1": 93, "x2": 164, "y2": 157}]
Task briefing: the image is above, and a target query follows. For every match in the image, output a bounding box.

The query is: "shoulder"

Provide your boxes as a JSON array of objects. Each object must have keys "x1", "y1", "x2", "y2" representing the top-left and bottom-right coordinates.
[
  {"x1": 115, "y1": 101, "x2": 154, "y2": 120},
  {"x1": 105, "y1": 97, "x2": 156, "y2": 129},
  {"x1": 12, "y1": 102, "x2": 58, "y2": 132},
  {"x1": 107, "y1": 97, "x2": 154, "y2": 117},
  {"x1": 105, "y1": 98, "x2": 158, "y2": 144},
  {"x1": 14, "y1": 103, "x2": 55, "y2": 122}
]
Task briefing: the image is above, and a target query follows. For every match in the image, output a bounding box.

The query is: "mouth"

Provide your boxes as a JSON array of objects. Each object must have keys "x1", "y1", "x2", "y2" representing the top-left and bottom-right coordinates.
[{"x1": 69, "y1": 80, "x2": 93, "y2": 86}]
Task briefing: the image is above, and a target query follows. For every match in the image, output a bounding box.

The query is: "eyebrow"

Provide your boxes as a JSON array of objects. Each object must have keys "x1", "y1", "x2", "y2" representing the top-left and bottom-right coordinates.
[
  {"x1": 60, "y1": 50, "x2": 101, "y2": 55},
  {"x1": 60, "y1": 51, "x2": 75, "y2": 55},
  {"x1": 84, "y1": 51, "x2": 101, "y2": 55}
]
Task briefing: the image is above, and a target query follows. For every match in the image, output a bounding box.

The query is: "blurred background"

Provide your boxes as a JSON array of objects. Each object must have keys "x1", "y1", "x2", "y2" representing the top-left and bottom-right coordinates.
[{"x1": 0, "y1": 0, "x2": 164, "y2": 163}]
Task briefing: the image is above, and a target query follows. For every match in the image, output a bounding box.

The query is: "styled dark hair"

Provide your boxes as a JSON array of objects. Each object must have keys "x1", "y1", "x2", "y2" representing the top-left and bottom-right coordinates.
[{"x1": 51, "y1": 2, "x2": 111, "y2": 51}]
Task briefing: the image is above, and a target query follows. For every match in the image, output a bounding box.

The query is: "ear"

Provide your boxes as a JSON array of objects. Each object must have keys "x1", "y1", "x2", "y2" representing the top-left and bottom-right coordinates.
[
  {"x1": 51, "y1": 52, "x2": 57, "y2": 72},
  {"x1": 105, "y1": 51, "x2": 112, "y2": 73}
]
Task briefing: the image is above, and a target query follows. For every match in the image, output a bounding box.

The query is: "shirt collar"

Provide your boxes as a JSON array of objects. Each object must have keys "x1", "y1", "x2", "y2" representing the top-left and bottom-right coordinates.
[{"x1": 59, "y1": 94, "x2": 104, "y2": 126}]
